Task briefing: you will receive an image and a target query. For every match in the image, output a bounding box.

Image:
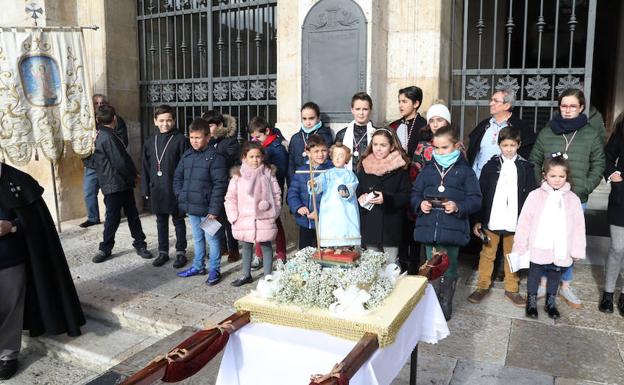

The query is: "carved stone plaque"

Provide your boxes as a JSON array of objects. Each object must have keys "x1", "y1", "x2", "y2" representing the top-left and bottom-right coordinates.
[{"x1": 302, "y1": 0, "x2": 367, "y2": 122}]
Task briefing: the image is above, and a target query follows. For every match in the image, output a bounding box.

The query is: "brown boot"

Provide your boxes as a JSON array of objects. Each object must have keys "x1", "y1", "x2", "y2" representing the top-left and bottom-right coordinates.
[
  {"x1": 505, "y1": 291, "x2": 526, "y2": 307},
  {"x1": 227, "y1": 248, "x2": 240, "y2": 262},
  {"x1": 467, "y1": 288, "x2": 490, "y2": 304}
]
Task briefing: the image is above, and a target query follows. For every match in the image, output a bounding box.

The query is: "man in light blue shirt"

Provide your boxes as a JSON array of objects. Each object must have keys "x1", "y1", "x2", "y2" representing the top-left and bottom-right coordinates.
[{"x1": 467, "y1": 90, "x2": 534, "y2": 179}]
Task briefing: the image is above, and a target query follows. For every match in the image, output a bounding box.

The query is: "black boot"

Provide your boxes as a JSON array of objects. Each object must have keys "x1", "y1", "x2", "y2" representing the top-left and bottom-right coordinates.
[
  {"x1": 545, "y1": 294, "x2": 560, "y2": 319},
  {"x1": 440, "y1": 276, "x2": 458, "y2": 321},
  {"x1": 598, "y1": 291, "x2": 614, "y2": 313},
  {"x1": 618, "y1": 293, "x2": 624, "y2": 317},
  {"x1": 430, "y1": 277, "x2": 444, "y2": 310},
  {"x1": 525, "y1": 294, "x2": 538, "y2": 319}
]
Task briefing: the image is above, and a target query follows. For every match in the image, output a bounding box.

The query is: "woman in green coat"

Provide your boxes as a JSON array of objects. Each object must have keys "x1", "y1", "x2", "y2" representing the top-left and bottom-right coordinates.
[{"x1": 529, "y1": 88, "x2": 605, "y2": 310}]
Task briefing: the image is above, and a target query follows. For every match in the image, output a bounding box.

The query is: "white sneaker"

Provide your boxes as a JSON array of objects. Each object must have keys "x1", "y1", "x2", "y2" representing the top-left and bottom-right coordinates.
[
  {"x1": 559, "y1": 285, "x2": 583, "y2": 309},
  {"x1": 537, "y1": 285, "x2": 546, "y2": 299},
  {"x1": 251, "y1": 256, "x2": 262, "y2": 271}
]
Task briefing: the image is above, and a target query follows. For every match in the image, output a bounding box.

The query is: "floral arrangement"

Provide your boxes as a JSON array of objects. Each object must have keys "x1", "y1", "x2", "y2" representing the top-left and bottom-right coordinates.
[{"x1": 254, "y1": 247, "x2": 400, "y2": 313}]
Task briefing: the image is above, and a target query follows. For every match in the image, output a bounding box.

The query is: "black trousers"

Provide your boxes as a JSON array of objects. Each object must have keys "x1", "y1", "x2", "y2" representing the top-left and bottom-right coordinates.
[
  {"x1": 222, "y1": 221, "x2": 239, "y2": 252},
  {"x1": 527, "y1": 262, "x2": 562, "y2": 296},
  {"x1": 0, "y1": 264, "x2": 25, "y2": 361},
  {"x1": 298, "y1": 227, "x2": 317, "y2": 249},
  {"x1": 399, "y1": 215, "x2": 420, "y2": 272},
  {"x1": 156, "y1": 213, "x2": 187, "y2": 254},
  {"x1": 100, "y1": 190, "x2": 147, "y2": 254}
]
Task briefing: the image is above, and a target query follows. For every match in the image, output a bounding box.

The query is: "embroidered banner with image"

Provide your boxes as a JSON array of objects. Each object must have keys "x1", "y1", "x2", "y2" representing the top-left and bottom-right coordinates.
[{"x1": 0, "y1": 29, "x2": 95, "y2": 165}]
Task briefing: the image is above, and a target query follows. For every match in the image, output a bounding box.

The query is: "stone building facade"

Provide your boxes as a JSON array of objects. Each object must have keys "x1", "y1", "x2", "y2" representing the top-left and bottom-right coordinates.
[{"x1": 1, "y1": 0, "x2": 623, "y2": 223}]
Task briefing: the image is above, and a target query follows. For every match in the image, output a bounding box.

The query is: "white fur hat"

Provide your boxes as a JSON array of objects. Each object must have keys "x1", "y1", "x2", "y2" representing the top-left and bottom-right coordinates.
[{"x1": 426, "y1": 104, "x2": 452, "y2": 124}]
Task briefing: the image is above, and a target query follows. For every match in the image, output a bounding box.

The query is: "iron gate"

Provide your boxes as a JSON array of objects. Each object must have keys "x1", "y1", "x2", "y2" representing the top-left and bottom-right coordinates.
[
  {"x1": 450, "y1": 0, "x2": 597, "y2": 138},
  {"x1": 137, "y1": 0, "x2": 277, "y2": 140}
]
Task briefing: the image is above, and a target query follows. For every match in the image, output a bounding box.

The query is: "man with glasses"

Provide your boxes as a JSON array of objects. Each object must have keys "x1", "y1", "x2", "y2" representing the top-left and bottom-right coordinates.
[{"x1": 467, "y1": 90, "x2": 535, "y2": 178}]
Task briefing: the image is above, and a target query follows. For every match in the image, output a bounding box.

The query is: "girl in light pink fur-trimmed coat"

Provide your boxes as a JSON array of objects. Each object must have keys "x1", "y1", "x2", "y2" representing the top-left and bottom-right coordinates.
[
  {"x1": 224, "y1": 142, "x2": 282, "y2": 287},
  {"x1": 512, "y1": 156, "x2": 585, "y2": 320}
]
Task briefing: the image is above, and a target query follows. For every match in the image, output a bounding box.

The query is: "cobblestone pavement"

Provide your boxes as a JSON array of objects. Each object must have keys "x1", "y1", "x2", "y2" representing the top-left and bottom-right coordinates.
[{"x1": 7, "y1": 213, "x2": 624, "y2": 385}]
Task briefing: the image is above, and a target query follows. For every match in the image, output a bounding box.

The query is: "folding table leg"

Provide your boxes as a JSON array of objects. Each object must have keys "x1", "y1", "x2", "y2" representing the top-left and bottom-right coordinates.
[{"x1": 409, "y1": 344, "x2": 418, "y2": 385}]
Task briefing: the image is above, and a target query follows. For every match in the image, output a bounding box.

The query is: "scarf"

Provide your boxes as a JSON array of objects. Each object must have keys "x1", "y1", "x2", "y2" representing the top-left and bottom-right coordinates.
[
  {"x1": 432, "y1": 149, "x2": 460, "y2": 169},
  {"x1": 301, "y1": 120, "x2": 322, "y2": 134},
  {"x1": 488, "y1": 156, "x2": 519, "y2": 232},
  {"x1": 361, "y1": 150, "x2": 406, "y2": 176},
  {"x1": 534, "y1": 182, "x2": 568, "y2": 260},
  {"x1": 550, "y1": 114, "x2": 588, "y2": 135},
  {"x1": 342, "y1": 120, "x2": 375, "y2": 169},
  {"x1": 261, "y1": 132, "x2": 278, "y2": 148},
  {"x1": 240, "y1": 163, "x2": 273, "y2": 214}
]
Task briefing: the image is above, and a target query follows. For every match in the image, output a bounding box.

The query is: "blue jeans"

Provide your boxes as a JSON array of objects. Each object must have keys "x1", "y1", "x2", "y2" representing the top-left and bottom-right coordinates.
[
  {"x1": 83, "y1": 167, "x2": 100, "y2": 222},
  {"x1": 188, "y1": 215, "x2": 223, "y2": 273}
]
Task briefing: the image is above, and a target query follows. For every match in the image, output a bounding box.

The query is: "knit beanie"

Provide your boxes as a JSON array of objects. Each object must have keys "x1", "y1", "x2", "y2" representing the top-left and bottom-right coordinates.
[{"x1": 426, "y1": 104, "x2": 452, "y2": 124}]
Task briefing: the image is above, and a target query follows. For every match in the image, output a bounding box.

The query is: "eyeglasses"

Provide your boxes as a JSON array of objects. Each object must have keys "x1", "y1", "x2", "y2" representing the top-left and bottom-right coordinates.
[
  {"x1": 489, "y1": 98, "x2": 504, "y2": 104},
  {"x1": 560, "y1": 104, "x2": 580, "y2": 111}
]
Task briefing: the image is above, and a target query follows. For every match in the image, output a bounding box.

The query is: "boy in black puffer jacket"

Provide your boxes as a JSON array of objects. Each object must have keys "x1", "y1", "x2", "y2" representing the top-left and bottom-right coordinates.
[
  {"x1": 203, "y1": 110, "x2": 241, "y2": 263},
  {"x1": 467, "y1": 126, "x2": 536, "y2": 307},
  {"x1": 174, "y1": 118, "x2": 229, "y2": 285}
]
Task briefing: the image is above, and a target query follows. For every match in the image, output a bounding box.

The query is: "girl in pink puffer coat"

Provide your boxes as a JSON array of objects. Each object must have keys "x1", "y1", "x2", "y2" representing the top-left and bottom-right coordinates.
[{"x1": 225, "y1": 142, "x2": 282, "y2": 287}]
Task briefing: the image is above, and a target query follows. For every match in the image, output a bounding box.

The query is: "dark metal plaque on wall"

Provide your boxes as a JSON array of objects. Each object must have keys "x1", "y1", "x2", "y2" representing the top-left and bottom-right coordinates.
[{"x1": 302, "y1": 0, "x2": 367, "y2": 122}]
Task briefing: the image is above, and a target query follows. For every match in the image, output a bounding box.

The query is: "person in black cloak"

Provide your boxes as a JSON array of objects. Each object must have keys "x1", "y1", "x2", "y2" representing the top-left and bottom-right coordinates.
[{"x1": 0, "y1": 162, "x2": 85, "y2": 380}]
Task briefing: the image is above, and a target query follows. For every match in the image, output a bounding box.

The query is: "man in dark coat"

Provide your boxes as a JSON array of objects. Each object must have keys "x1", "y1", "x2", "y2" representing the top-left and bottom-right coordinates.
[
  {"x1": 0, "y1": 163, "x2": 85, "y2": 380},
  {"x1": 466, "y1": 90, "x2": 535, "y2": 178},
  {"x1": 141, "y1": 104, "x2": 189, "y2": 268},
  {"x1": 92, "y1": 105, "x2": 154, "y2": 263},
  {"x1": 79, "y1": 94, "x2": 128, "y2": 228}
]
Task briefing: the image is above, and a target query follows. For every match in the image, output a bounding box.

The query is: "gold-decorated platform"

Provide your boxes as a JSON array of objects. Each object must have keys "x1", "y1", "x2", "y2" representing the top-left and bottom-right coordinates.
[{"x1": 234, "y1": 275, "x2": 428, "y2": 348}]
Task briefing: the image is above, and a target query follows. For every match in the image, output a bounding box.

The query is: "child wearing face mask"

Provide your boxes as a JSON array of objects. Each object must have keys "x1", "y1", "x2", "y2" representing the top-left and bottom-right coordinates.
[
  {"x1": 224, "y1": 142, "x2": 282, "y2": 287},
  {"x1": 287, "y1": 102, "x2": 334, "y2": 186},
  {"x1": 411, "y1": 125, "x2": 482, "y2": 320},
  {"x1": 356, "y1": 129, "x2": 411, "y2": 265}
]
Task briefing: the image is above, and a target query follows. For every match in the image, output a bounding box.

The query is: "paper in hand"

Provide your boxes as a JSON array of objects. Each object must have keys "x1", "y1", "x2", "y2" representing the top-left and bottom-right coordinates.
[
  {"x1": 506, "y1": 252, "x2": 530, "y2": 273},
  {"x1": 200, "y1": 217, "x2": 222, "y2": 236}
]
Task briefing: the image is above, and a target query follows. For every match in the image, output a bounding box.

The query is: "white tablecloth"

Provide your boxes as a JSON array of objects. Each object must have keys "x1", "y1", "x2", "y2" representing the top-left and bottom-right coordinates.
[{"x1": 216, "y1": 285, "x2": 449, "y2": 385}]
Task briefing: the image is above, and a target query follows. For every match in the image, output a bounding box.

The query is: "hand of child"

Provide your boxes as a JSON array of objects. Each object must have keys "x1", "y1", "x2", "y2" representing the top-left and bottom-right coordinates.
[
  {"x1": 370, "y1": 191, "x2": 384, "y2": 205},
  {"x1": 297, "y1": 206, "x2": 310, "y2": 217},
  {"x1": 307, "y1": 211, "x2": 317, "y2": 220},
  {"x1": 442, "y1": 201, "x2": 458, "y2": 214},
  {"x1": 207, "y1": 214, "x2": 217, "y2": 220},
  {"x1": 420, "y1": 200, "x2": 432, "y2": 214},
  {"x1": 610, "y1": 172, "x2": 623, "y2": 182},
  {"x1": 472, "y1": 223, "x2": 482, "y2": 237},
  {"x1": 358, "y1": 194, "x2": 368, "y2": 206}
]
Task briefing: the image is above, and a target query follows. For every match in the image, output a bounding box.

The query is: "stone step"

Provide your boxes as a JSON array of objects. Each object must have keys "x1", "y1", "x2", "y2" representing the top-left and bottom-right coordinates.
[
  {"x1": 22, "y1": 317, "x2": 161, "y2": 373},
  {"x1": 6, "y1": 346, "x2": 97, "y2": 385}
]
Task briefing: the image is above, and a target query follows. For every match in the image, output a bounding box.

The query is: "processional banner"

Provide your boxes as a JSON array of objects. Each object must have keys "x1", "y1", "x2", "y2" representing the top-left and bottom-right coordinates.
[{"x1": 0, "y1": 29, "x2": 95, "y2": 165}]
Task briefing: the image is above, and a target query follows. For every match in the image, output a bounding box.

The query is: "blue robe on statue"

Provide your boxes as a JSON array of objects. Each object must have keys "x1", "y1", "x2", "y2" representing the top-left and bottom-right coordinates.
[{"x1": 312, "y1": 167, "x2": 361, "y2": 247}]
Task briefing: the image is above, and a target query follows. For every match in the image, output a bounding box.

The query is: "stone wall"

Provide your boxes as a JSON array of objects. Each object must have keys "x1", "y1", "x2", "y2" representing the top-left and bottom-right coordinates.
[
  {"x1": 276, "y1": 0, "x2": 453, "y2": 139},
  {"x1": 0, "y1": 0, "x2": 142, "y2": 223}
]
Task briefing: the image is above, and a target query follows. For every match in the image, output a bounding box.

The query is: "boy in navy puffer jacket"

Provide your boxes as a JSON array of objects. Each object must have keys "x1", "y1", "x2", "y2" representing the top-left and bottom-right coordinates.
[
  {"x1": 173, "y1": 118, "x2": 228, "y2": 285},
  {"x1": 287, "y1": 134, "x2": 333, "y2": 248}
]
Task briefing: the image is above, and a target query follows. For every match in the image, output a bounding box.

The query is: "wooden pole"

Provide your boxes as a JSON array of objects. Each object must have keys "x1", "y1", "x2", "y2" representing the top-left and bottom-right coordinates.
[
  {"x1": 307, "y1": 160, "x2": 322, "y2": 256},
  {"x1": 50, "y1": 160, "x2": 62, "y2": 233}
]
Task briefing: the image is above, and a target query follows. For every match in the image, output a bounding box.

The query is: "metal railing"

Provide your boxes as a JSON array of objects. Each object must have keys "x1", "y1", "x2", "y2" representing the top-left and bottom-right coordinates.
[
  {"x1": 137, "y1": 0, "x2": 277, "y2": 141},
  {"x1": 450, "y1": 0, "x2": 597, "y2": 138}
]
